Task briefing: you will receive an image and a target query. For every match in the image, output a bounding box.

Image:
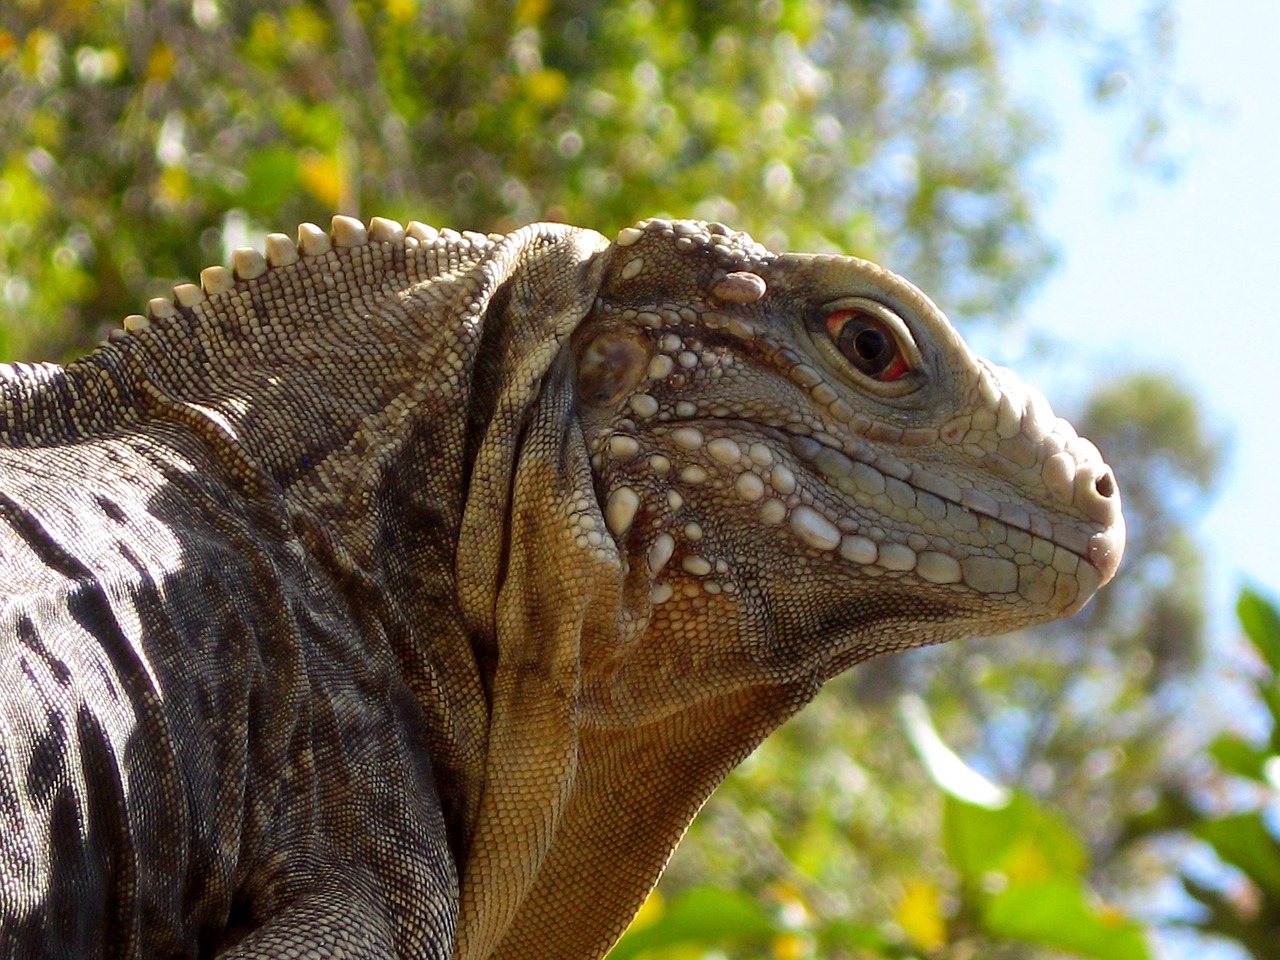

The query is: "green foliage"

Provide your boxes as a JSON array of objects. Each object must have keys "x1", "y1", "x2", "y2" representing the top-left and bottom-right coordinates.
[
  {"x1": 0, "y1": 0, "x2": 1070, "y2": 361},
  {"x1": 1239, "y1": 588, "x2": 1280, "y2": 677},
  {"x1": 616, "y1": 704, "x2": 1156, "y2": 960},
  {"x1": 944, "y1": 792, "x2": 1149, "y2": 960},
  {"x1": 1133, "y1": 587, "x2": 1280, "y2": 958},
  {"x1": 608, "y1": 888, "x2": 794, "y2": 960},
  {"x1": 981, "y1": 876, "x2": 1148, "y2": 960}
]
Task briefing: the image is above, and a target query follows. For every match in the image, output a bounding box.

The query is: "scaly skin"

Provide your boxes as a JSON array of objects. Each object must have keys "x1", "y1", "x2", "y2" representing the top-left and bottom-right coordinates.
[{"x1": 0, "y1": 216, "x2": 1122, "y2": 959}]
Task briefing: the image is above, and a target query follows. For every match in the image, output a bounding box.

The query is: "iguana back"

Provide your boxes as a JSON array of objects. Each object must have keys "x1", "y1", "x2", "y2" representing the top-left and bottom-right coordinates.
[{"x1": 0, "y1": 216, "x2": 1123, "y2": 959}]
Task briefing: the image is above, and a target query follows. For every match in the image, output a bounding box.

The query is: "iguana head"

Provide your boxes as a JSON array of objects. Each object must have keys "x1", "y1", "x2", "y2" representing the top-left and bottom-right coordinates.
[
  {"x1": 456, "y1": 218, "x2": 1123, "y2": 959},
  {"x1": 574, "y1": 219, "x2": 1122, "y2": 678}
]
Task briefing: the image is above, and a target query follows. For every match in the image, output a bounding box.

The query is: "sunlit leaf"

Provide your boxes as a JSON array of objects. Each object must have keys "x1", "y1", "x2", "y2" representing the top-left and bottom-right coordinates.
[
  {"x1": 242, "y1": 145, "x2": 302, "y2": 210},
  {"x1": 1208, "y1": 733, "x2": 1269, "y2": 783},
  {"x1": 895, "y1": 878, "x2": 946, "y2": 951},
  {"x1": 1196, "y1": 814, "x2": 1280, "y2": 901},
  {"x1": 1239, "y1": 587, "x2": 1280, "y2": 676},
  {"x1": 608, "y1": 887, "x2": 779, "y2": 959},
  {"x1": 524, "y1": 68, "x2": 567, "y2": 104},
  {"x1": 299, "y1": 151, "x2": 345, "y2": 209},
  {"x1": 769, "y1": 932, "x2": 810, "y2": 960},
  {"x1": 900, "y1": 693, "x2": 1009, "y2": 808},
  {"x1": 145, "y1": 43, "x2": 175, "y2": 82},
  {"x1": 943, "y1": 791, "x2": 1087, "y2": 883},
  {"x1": 984, "y1": 878, "x2": 1152, "y2": 960}
]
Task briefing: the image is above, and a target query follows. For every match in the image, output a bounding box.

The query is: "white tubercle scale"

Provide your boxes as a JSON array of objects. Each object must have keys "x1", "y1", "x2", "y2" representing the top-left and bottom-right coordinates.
[
  {"x1": 605, "y1": 486, "x2": 641, "y2": 538},
  {"x1": 789, "y1": 506, "x2": 841, "y2": 552}
]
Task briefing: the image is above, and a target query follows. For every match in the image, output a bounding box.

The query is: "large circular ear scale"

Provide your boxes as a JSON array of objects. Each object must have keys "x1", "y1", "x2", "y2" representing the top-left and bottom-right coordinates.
[{"x1": 575, "y1": 327, "x2": 654, "y2": 408}]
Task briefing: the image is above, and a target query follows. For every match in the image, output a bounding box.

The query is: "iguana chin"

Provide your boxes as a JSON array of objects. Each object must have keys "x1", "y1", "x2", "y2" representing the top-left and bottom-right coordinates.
[{"x1": 0, "y1": 215, "x2": 1123, "y2": 959}]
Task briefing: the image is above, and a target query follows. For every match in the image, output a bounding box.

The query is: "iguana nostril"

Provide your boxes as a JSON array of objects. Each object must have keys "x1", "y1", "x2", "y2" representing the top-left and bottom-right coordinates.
[{"x1": 1095, "y1": 471, "x2": 1116, "y2": 499}]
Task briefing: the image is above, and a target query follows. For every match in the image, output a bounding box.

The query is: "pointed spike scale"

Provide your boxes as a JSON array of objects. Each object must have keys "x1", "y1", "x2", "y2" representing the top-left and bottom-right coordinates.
[
  {"x1": 264, "y1": 233, "x2": 298, "y2": 266},
  {"x1": 172, "y1": 283, "x2": 205, "y2": 308},
  {"x1": 199, "y1": 265, "x2": 234, "y2": 296},
  {"x1": 368, "y1": 217, "x2": 405, "y2": 244},
  {"x1": 297, "y1": 222, "x2": 331, "y2": 256},
  {"x1": 232, "y1": 247, "x2": 267, "y2": 280},
  {"x1": 331, "y1": 215, "x2": 367, "y2": 247}
]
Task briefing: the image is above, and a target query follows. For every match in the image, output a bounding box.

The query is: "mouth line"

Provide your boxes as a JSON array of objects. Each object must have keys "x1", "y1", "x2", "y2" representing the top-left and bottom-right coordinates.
[
  {"x1": 773, "y1": 422, "x2": 1113, "y2": 569},
  {"x1": 650, "y1": 416, "x2": 1107, "y2": 576}
]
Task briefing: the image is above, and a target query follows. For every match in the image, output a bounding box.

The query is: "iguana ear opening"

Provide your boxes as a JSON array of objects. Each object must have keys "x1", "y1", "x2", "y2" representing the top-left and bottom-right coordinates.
[{"x1": 573, "y1": 324, "x2": 653, "y2": 408}]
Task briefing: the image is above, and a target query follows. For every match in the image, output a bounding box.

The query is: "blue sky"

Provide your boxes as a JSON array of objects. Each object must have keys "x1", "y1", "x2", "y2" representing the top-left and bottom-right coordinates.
[
  {"x1": 1004, "y1": 1, "x2": 1279, "y2": 630},
  {"x1": 974, "y1": 10, "x2": 1276, "y2": 954}
]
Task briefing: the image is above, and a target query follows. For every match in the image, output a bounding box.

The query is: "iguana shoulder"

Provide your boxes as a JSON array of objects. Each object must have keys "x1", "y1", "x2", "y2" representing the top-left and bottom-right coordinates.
[{"x1": 0, "y1": 215, "x2": 1123, "y2": 960}]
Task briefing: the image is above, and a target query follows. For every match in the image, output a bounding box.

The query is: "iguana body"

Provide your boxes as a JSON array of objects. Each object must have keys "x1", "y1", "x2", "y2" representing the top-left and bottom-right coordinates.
[{"x1": 0, "y1": 216, "x2": 1123, "y2": 958}]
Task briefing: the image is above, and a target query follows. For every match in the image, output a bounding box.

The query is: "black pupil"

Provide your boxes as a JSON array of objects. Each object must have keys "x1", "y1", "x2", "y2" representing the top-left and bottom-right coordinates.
[
  {"x1": 837, "y1": 317, "x2": 896, "y2": 374},
  {"x1": 853, "y1": 328, "x2": 888, "y2": 363}
]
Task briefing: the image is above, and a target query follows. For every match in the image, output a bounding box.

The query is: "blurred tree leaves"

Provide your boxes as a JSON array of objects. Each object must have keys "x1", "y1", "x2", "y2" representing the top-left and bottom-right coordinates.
[
  {"x1": 1129, "y1": 587, "x2": 1280, "y2": 959},
  {"x1": 1, "y1": 0, "x2": 1095, "y2": 360},
  {"x1": 618, "y1": 696, "x2": 1158, "y2": 959}
]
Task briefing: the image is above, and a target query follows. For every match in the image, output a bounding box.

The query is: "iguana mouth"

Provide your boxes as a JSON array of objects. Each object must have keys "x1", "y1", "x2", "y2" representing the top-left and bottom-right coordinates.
[
  {"x1": 594, "y1": 414, "x2": 1120, "y2": 618},
  {"x1": 772, "y1": 423, "x2": 1124, "y2": 580},
  {"x1": 582, "y1": 286, "x2": 1122, "y2": 609}
]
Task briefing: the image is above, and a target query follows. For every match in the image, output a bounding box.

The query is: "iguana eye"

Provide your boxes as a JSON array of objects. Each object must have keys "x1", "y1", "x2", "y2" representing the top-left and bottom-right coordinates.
[{"x1": 825, "y1": 308, "x2": 910, "y2": 381}]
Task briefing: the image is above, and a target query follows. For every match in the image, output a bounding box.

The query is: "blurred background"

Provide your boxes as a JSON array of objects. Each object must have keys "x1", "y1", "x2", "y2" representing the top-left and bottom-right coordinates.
[{"x1": 0, "y1": 1, "x2": 1275, "y2": 957}]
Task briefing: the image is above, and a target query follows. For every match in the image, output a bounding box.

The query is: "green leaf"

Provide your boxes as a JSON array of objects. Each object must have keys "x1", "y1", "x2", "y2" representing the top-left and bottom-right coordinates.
[
  {"x1": 944, "y1": 791, "x2": 1087, "y2": 883},
  {"x1": 1208, "y1": 733, "x2": 1270, "y2": 782},
  {"x1": 813, "y1": 918, "x2": 895, "y2": 954},
  {"x1": 944, "y1": 792, "x2": 1018, "y2": 879},
  {"x1": 240, "y1": 144, "x2": 302, "y2": 211},
  {"x1": 1196, "y1": 813, "x2": 1280, "y2": 900},
  {"x1": 607, "y1": 887, "x2": 780, "y2": 959},
  {"x1": 1238, "y1": 587, "x2": 1280, "y2": 675},
  {"x1": 984, "y1": 878, "x2": 1152, "y2": 960}
]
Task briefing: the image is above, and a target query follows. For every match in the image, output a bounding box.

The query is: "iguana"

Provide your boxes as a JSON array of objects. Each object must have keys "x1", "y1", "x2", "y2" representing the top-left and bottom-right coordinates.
[{"x1": 0, "y1": 215, "x2": 1123, "y2": 959}]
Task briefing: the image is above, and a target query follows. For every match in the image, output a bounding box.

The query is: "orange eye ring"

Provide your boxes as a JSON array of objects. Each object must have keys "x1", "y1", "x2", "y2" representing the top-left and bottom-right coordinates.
[{"x1": 824, "y1": 308, "x2": 910, "y2": 381}]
